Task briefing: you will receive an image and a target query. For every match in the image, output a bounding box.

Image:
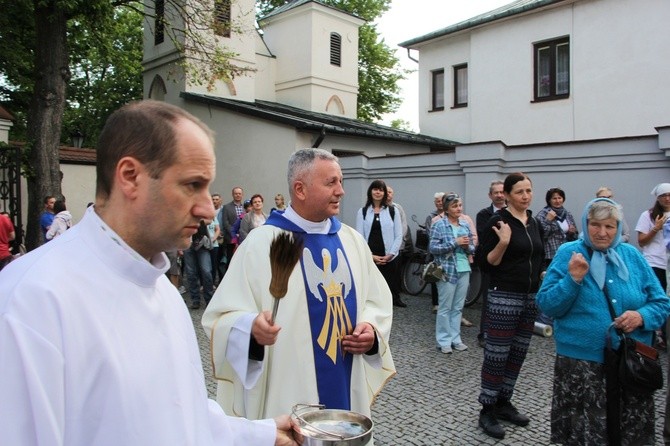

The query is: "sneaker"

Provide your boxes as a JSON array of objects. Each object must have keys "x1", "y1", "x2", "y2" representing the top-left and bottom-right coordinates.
[
  {"x1": 461, "y1": 317, "x2": 473, "y2": 327},
  {"x1": 178, "y1": 286, "x2": 187, "y2": 295},
  {"x1": 452, "y1": 343, "x2": 468, "y2": 352},
  {"x1": 495, "y1": 400, "x2": 530, "y2": 427},
  {"x1": 479, "y1": 409, "x2": 505, "y2": 439},
  {"x1": 432, "y1": 305, "x2": 438, "y2": 314},
  {"x1": 440, "y1": 346, "x2": 453, "y2": 354}
]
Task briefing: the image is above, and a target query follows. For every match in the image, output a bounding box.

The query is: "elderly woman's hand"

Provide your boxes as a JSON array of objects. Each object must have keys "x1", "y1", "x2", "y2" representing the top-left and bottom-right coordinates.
[
  {"x1": 615, "y1": 311, "x2": 645, "y2": 334},
  {"x1": 568, "y1": 252, "x2": 589, "y2": 283}
]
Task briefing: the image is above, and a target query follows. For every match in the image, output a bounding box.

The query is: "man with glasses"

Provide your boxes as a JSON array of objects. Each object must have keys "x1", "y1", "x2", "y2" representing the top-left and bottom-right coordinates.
[{"x1": 595, "y1": 186, "x2": 630, "y2": 242}]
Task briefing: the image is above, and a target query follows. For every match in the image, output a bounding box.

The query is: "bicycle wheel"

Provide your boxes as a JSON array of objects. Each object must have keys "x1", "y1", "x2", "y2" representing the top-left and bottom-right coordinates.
[
  {"x1": 402, "y1": 257, "x2": 427, "y2": 296},
  {"x1": 464, "y1": 266, "x2": 482, "y2": 307}
]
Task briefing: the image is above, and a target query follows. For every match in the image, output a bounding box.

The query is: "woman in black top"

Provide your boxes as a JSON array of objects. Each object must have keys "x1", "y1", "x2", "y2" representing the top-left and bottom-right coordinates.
[
  {"x1": 355, "y1": 179, "x2": 405, "y2": 307},
  {"x1": 476, "y1": 172, "x2": 544, "y2": 440}
]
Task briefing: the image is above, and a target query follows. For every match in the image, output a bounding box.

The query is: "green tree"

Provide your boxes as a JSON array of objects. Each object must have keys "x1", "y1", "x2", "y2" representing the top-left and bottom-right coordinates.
[
  {"x1": 257, "y1": 0, "x2": 405, "y2": 122},
  {"x1": 63, "y1": 8, "x2": 144, "y2": 147},
  {"x1": 390, "y1": 119, "x2": 412, "y2": 131},
  {"x1": 0, "y1": 0, "x2": 249, "y2": 251}
]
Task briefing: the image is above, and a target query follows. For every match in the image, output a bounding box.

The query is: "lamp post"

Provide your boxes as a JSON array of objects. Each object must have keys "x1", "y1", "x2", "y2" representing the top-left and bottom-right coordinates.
[{"x1": 70, "y1": 130, "x2": 84, "y2": 148}]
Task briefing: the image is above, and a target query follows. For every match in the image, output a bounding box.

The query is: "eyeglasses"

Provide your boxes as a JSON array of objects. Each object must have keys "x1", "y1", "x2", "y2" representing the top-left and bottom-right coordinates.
[{"x1": 444, "y1": 193, "x2": 460, "y2": 203}]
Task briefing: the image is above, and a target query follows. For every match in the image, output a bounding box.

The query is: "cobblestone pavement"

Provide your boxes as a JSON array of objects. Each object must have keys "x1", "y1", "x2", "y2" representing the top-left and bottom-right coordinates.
[{"x1": 188, "y1": 291, "x2": 668, "y2": 445}]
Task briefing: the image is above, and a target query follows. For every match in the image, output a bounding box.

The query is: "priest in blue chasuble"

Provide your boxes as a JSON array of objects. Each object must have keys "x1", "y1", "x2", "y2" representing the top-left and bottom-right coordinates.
[{"x1": 203, "y1": 149, "x2": 395, "y2": 426}]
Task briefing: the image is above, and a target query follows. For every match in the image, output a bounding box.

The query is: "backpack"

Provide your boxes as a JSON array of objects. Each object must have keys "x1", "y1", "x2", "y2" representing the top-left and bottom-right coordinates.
[{"x1": 362, "y1": 205, "x2": 395, "y2": 221}]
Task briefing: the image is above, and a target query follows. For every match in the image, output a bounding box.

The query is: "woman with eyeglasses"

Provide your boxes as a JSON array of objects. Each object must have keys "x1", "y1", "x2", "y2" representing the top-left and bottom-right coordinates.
[
  {"x1": 429, "y1": 193, "x2": 475, "y2": 354},
  {"x1": 476, "y1": 172, "x2": 544, "y2": 440},
  {"x1": 356, "y1": 179, "x2": 405, "y2": 307}
]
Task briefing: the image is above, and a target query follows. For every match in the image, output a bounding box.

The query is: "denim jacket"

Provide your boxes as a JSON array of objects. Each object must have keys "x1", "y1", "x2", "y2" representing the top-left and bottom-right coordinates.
[
  {"x1": 429, "y1": 217, "x2": 475, "y2": 283},
  {"x1": 355, "y1": 205, "x2": 403, "y2": 258}
]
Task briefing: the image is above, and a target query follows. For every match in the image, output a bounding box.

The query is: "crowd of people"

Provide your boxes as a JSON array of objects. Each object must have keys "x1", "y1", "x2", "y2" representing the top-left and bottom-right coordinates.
[
  {"x1": 1, "y1": 99, "x2": 669, "y2": 444},
  {"x1": 148, "y1": 187, "x2": 292, "y2": 310}
]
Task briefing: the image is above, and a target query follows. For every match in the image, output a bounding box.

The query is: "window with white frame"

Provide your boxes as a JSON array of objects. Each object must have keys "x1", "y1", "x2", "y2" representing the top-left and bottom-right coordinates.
[
  {"x1": 534, "y1": 37, "x2": 569, "y2": 101},
  {"x1": 453, "y1": 64, "x2": 468, "y2": 107},
  {"x1": 431, "y1": 69, "x2": 444, "y2": 111}
]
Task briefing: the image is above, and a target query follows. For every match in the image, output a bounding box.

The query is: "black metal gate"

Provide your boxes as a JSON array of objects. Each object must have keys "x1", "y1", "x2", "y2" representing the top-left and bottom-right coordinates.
[{"x1": 0, "y1": 145, "x2": 23, "y2": 252}]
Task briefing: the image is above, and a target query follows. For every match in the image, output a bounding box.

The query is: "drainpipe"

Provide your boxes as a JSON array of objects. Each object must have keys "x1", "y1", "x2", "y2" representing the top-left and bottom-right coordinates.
[
  {"x1": 406, "y1": 48, "x2": 419, "y2": 64},
  {"x1": 312, "y1": 126, "x2": 326, "y2": 148}
]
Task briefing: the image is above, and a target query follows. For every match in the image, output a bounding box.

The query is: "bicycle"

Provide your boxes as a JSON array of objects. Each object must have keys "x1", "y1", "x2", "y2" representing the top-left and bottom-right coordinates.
[
  {"x1": 400, "y1": 216, "x2": 429, "y2": 296},
  {"x1": 400, "y1": 214, "x2": 485, "y2": 306}
]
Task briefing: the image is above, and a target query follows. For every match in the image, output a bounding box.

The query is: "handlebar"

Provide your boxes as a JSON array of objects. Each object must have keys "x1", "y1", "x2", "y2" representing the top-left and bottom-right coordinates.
[{"x1": 410, "y1": 214, "x2": 427, "y2": 230}]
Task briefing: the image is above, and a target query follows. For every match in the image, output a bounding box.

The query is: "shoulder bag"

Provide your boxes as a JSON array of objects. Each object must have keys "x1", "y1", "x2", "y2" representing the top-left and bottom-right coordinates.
[
  {"x1": 421, "y1": 261, "x2": 443, "y2": 283},
  {"x1": 602, "y1": 284, "x2": 662, "y2": 395},
  {"x1": 602, "y1": 283, "x2": 662, "y2": 446}
]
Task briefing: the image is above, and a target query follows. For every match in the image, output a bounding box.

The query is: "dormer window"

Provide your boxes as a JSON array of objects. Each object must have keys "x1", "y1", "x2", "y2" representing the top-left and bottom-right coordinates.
[
  {"x1": 330, "y1": 32, "x2": 341, "y2": 67},
  {"x1": 214, "y1": 0, "x2": 231, "y2": 38}
]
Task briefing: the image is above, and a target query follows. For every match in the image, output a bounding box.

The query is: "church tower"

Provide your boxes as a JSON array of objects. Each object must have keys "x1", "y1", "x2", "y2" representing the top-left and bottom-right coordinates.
[
  {"x1": 142, "y1": 0, "x2": 259, "y2": 104},
  {"x1": 259, "y1": 0, "x2": 364, "y2": 118},
  {"x1": 142, "y1": 0, "x2": 363, "y2": 118}
]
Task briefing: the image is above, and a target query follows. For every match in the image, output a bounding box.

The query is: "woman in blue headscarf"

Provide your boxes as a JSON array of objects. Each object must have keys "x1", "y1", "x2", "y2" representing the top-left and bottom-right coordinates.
[{"x1": 537, "y1": 198, "x2": 670, "y2": 445}]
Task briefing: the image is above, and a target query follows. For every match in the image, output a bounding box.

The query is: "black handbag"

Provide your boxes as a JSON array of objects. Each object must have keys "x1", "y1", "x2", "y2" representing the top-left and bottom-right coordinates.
[
  {"x1": 616, "y1": 330, "x2": 663, "y2": 394},
  {"x1": 601, "y1": 283, "x2": 663, "y2": 446},
  {"x1": 602, "y1": 285, "x2": 662, "y2": 395}
]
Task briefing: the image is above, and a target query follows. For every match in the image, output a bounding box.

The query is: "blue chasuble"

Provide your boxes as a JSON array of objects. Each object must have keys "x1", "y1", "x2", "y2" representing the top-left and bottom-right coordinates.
[{"x1": 265, "y1": 212, "x2": 357, "y2": 410}]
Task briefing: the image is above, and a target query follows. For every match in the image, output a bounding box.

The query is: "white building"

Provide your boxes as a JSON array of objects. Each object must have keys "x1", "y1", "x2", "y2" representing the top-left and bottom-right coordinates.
[
  {"x1": 142, "y1": 0, "x2": 452, "y2": 206},
  {"x1": 137, "y1": 0, "x2": 669, "y2": 233},
  {"x1": 400, "y1": 0, "x2": 670, "y2": 146}
]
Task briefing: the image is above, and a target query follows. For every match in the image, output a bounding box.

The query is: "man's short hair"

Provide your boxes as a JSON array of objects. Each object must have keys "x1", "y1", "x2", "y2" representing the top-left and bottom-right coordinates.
[
  {"x1": 95, "y1": 100, "x2": 214, "y2": 199},
  {"x1": 43, "y1": 195, "x2": 55, "y2": 205},
  {"x1": 489, "y1": 180, "x2": 504, "y2": 194},
  {"x1": 287, "y1": 148, "x2": 338, "y2": 192}
]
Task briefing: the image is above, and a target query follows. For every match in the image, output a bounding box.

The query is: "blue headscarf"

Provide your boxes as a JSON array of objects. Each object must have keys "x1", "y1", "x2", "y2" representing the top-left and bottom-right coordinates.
[{"x1": 580, "y1": 198, "x2": 629, "y2": 289}]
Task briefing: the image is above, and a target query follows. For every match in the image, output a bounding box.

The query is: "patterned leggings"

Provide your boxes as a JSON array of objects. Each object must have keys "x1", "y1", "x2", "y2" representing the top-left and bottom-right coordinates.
[{"x1": 478, "y1": 289, "x2": 537, "y2": 405}]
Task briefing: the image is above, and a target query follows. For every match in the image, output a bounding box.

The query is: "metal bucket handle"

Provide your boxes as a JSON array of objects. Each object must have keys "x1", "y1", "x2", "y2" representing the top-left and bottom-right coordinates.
[{"x1": 291, "y1": 404, "x2": 347, "y2": 440}]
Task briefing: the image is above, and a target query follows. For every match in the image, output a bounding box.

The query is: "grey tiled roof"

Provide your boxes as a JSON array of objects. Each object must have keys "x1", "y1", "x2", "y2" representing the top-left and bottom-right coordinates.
[
  {"x1": 399, "y1": 0, "x2": 570, "y2": 48},
  {"x1": 181, "y1": 92, "x2": 458, "y2": 149}
]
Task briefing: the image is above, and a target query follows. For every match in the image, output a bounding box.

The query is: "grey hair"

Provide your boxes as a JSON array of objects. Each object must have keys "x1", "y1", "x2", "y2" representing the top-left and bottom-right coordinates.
[
  {"x1": 588, "y1": 200, "x2": 622, "y2": 222},
  {"x1": 434, "y1": 192, "x2": 445, "y2": 199},
  {"x1": 595, "y1": 186, "x2": 613, "y2": 198},
  {"x1": 489, "y1": 180, "x2": 504, "y2": 193},
  {"x1": 287, "y1": 148, "x2": 338, "y2": 190}
]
